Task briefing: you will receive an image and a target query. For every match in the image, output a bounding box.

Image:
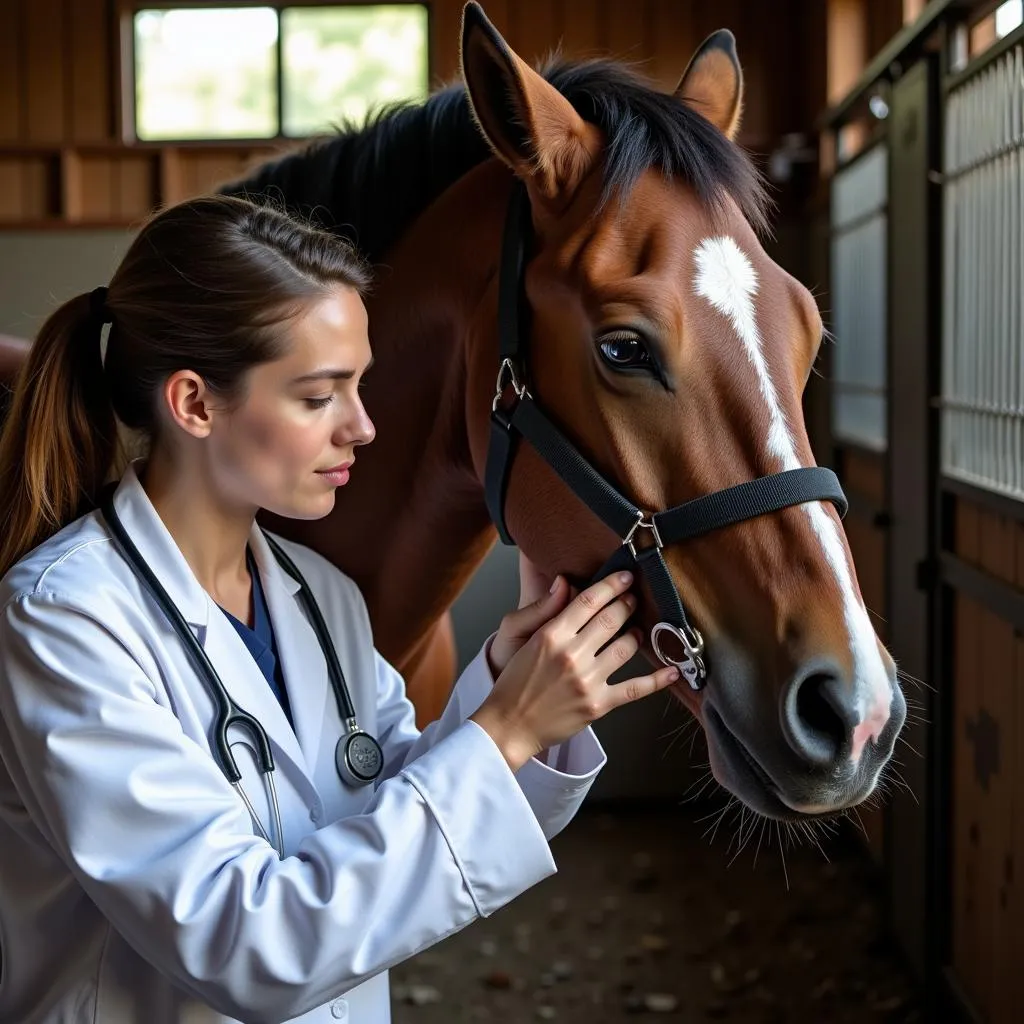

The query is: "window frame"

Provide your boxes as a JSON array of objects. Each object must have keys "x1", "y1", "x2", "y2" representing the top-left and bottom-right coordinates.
[{"x1": 119, "y1": 0, "x2": 433, "y2": 145}]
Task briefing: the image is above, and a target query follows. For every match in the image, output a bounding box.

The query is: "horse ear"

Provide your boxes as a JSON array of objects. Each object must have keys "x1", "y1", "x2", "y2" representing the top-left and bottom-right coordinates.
[
  {"x1": 674, "y1": 29, "x2": 744, "y2": 141},
  {"x1": 460, "y1": 1, "x2": 599, "y2": 202}
]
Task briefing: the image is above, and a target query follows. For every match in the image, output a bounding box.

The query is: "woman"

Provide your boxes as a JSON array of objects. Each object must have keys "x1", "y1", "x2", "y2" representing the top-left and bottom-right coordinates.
[{"x1": 0, "y1": 195, "x2": 679, "y2": 1024}]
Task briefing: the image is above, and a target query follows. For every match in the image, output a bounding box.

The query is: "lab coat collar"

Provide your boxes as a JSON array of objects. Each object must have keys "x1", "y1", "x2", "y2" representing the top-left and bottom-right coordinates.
[
  {"x1": 110, "y1": 462, "x2": 305, "y2": 624},
  {"x1": 109, "y1": 462, "x2": 212, "y2": 631}
]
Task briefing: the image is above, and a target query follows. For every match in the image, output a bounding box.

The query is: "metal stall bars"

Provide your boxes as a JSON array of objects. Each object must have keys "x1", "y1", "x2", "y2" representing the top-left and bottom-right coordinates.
[{"x1": 942, "y1": 42, "x2": 1023, "y2": 501}]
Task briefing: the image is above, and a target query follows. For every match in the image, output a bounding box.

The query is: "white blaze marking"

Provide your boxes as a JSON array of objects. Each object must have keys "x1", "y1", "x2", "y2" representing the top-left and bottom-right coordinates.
[{"x1": 693, "y1": 236, "x2": 891, "y2": 763}]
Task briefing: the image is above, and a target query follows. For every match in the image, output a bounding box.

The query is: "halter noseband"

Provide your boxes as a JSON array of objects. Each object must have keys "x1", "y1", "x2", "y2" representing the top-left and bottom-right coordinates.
[{"x1": 484, "y1": 184, "x2": 848, "y2": 690}]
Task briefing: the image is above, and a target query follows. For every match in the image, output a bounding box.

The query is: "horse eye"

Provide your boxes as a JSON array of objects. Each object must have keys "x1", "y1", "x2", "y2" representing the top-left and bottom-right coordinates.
[{"x1": 599, "y1": 332, "x2": 652, "y2": 371}]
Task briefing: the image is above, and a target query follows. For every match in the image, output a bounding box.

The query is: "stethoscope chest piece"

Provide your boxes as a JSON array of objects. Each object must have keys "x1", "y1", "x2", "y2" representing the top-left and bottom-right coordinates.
[{"x1": 336, "y1": 725, "x2": 384, "y2": 786}]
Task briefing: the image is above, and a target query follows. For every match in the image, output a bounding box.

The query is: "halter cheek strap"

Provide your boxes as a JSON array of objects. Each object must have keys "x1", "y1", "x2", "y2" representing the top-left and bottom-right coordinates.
[{"x1": 484, "y1": 184, "x2": 848, "y2": 690}]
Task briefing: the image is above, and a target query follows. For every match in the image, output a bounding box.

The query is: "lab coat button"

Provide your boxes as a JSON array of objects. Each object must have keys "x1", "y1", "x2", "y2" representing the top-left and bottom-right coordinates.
[{"x1": 330, "y1": 998, "x2": 348, "y2": 1019}]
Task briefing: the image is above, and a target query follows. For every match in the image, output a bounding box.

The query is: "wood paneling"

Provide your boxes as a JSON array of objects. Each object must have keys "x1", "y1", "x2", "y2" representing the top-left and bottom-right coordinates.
[
  {"x1": 604, "y1": 0, "x2": 651, "y2": 68},
  {"x1": 0, "y1": 161, "x2": 25, "y2": 219},
  {"x1": 115, "y1": 155, "x2": 157, "y2": 220},
  {"x1": 952, "y1": 499, "x2": 982, "y2": 1009},
  {"x1": 0, "y1": 0, "x2": 830, "y2": 225},
  {"x1": 508, "y1": 0, "x2": 561, "y2": 69},
  {"x1": 649, "y1": 0, "x2": 694, "y2": 91},
  {"x1": 838, "y1": 448, "x2": 887, "y2": 863},
  {"x1": 844, "y1": 448, "x2": 887, "y2": 506},
  {"x1": 21, "y1": 158, "x2": 56, "y2": 219},
  {"x1": 561, "y1": 0, "x2": 605, "y2": 58},
  {"x1": 24, "y1": 0, "x2": 67, "y2": 142},
  {"x1": 0, "y1": 1, "x2": 23, "y2": 141},
  {"x1": 69, "y1": 0, "x2": 113, "y2": 141},
  {"x1": 80, "y1": 156, "x2": 115, "y2": 221},
  {"x1": 1015, "y1": 624, "x2": 1024, "y2": 1015},
  {"x1": 429, "y1": 0, "x2": 465, "y2": 87},
  {"x1": 950, "y1": 496, "x2": 1024, "y2": 1023}
]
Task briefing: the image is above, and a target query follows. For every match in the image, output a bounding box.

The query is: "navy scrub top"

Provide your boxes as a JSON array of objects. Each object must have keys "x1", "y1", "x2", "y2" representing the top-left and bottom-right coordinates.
[{"x1": 218, "y1": 548, "x2": 294, "y2": 728}]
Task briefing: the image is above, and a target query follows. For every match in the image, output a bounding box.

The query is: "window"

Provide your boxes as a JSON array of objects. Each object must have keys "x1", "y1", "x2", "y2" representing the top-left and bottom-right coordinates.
[
  {"x1": 133, "y1": 5, "x2": 429, "y2": 142},
  {"x1": 996, "y1": 0, "x2": 1024, "y2": 38},
  {"x1": 830, "y1": 144, "x2": 888, "y2": 453}
]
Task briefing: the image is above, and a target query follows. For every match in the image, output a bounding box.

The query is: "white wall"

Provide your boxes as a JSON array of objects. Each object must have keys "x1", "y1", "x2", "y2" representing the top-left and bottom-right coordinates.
[{"x1": 0, "y1": 231, "x2": 134, "y2": 338}]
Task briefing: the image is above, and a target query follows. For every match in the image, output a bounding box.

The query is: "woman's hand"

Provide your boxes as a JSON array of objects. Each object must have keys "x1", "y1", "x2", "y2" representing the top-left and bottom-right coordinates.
[
  {"x1": 471, "y1": 571, "x2": 680, "y2": 771},
  {"x1": 486, "y1": 551, "x2": 567, "y2": 677}
]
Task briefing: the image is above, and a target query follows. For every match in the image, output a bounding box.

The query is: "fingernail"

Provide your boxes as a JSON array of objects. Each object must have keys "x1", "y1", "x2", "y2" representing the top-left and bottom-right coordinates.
[
  {"x1": 665, "y1": 668, "x2": 680, "y2": 682},
  {"x1": 549, "y1": 576, "x2": 561, "y2": 594},
  {"x1": 617, "y1": 571, "x2": 633, "y2": 585}
]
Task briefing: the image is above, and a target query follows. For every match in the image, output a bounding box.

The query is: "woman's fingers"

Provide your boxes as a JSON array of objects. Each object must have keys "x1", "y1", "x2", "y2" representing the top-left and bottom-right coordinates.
[
  {"x1": 604, "y1": 664, "x2": 681, "y2": 712},
  {"x1": 553, "y1": 571, "x2": 634, "y2": 637},
  {"x1": 591, "y1": 624, "x2": 642, "y2": 677},
  {"x1": 575, "y1": 593, "x2": 637, "y2": 658}
]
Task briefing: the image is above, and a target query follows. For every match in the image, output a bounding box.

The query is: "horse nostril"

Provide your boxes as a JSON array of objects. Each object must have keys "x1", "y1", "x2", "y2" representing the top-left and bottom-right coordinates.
[{"x1": 782, "y1": 664, "x2": 857, "y2": 769}]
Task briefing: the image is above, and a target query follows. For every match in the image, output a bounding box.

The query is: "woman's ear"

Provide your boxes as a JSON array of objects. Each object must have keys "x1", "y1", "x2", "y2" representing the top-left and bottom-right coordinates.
[
  {"x1": 674, "y1": 29, "x2": 744, "y2": 141},
  {"x1": 162, "y1": 370, "x2": 214, "y2": 439}
]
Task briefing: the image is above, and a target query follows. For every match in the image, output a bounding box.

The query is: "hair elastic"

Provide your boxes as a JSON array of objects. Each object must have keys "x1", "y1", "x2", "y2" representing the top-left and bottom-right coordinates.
[{"x1": 89, "y1": 286, "x2": 112, "y2": 326}]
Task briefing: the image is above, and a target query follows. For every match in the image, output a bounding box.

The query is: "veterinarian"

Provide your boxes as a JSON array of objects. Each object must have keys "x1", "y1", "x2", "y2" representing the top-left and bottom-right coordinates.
[{"x1": 0, "y1": 195, "x2": 680, "y2": 1024}]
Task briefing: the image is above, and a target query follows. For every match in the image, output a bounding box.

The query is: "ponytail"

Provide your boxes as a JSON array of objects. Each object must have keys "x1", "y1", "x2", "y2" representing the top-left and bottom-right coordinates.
[{"x1": 0, "y1": 292, "x2": 119, "y2": 577}]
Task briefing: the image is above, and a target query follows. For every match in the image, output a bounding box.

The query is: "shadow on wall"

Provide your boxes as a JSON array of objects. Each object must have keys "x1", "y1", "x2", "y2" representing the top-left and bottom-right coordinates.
[{"x1": 0, "y1": 231, "x2": 706, "y2": 806}]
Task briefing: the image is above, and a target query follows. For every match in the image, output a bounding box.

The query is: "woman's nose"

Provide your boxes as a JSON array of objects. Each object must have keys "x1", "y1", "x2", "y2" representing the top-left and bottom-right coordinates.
[{"x1": 339, "y1": 402, "x2": 375, "y2": 447}]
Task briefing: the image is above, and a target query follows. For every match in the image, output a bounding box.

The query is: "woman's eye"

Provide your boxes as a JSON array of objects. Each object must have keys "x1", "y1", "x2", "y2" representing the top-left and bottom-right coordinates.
[
  {"x1": 305, "y1": 395, "x2": 334, "y2": 409},
  {"x1": 598, "y1": 332, "x2": 652, "y2": 371}
]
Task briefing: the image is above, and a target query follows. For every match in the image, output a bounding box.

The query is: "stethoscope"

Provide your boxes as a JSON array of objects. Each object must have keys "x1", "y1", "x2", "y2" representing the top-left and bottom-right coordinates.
[{"x1": 99, "y1": 489, "x2": 384, "y2": 858}]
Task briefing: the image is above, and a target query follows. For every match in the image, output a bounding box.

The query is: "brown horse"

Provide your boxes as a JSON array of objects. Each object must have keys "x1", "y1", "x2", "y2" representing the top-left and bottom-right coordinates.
[{"x1": 2, "y1": 4, "x2": 906, "y2": 821}]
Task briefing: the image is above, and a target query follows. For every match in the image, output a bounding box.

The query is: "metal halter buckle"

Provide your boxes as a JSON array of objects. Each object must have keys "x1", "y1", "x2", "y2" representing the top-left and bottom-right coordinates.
[
  {"x1": 492, "y1": 358, "x2": 530, "y2": 412},
  {"x1": 650, "y1": 621, "x2": 707, "y2": 690},
  {"x1": 622, "y1": 511, "x2": 663, "y2": 559}
]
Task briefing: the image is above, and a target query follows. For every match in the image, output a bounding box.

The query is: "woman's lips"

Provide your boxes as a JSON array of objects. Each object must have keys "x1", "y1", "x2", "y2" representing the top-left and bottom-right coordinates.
[{"x1": 316, "y1": 463, "x2": 352, "y2": 486}]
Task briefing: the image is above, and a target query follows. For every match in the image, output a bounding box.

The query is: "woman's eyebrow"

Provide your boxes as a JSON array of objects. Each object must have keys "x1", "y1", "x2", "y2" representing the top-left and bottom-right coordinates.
[{"x1": 290, "y1": 356, "x2": 375, "y2": 384}]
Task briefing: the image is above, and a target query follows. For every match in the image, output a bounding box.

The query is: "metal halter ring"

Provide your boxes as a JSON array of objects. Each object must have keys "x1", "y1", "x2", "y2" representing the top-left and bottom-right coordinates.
[
  {"x1": 622, "y1": 511, "x2": 663, "y2": 559},
  {"x1": 492, "y1": 358, "x2": 530, "y2": 412},
  {"x1": 650, "y1": 621, "x2": 707, "y2": 691}
]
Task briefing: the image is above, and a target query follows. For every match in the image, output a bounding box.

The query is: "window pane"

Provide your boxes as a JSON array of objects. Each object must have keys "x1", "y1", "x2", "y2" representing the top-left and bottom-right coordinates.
[
  {"x1": 996, "y1": 0, "x2": 1023, "y2": 37},
  {"x1": 135, "y1": 8, "x2": 278, "y2": 140},
  {"x1": 281, "y1": 5, "x2": 429, "y2": 137}
]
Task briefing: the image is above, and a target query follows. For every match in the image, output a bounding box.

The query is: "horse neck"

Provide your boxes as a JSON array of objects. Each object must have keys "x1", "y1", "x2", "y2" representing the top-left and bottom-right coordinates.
[{"x1": 316, "y1": 161, "x2": 514, "y2": 665}]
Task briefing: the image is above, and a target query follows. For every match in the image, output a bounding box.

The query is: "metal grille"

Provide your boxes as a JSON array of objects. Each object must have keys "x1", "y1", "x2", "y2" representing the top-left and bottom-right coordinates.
[
  {"x1": 942, "y1": 43, "x2": 1024, "y2": 498},
  {"x1": 830, "y1": 144, "x2": 889, "y2": 452}
]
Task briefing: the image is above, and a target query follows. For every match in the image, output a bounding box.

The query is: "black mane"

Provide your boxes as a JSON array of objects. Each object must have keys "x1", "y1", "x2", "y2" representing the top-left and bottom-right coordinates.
[{"x1": 225, "y1": 58, "x2": 769, "y2": 264}]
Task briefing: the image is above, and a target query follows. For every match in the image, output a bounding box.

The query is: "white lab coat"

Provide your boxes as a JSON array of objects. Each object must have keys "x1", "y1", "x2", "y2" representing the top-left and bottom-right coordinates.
[{"x1": 0, "y1": 464, "x2": 606, "y2": 1024}]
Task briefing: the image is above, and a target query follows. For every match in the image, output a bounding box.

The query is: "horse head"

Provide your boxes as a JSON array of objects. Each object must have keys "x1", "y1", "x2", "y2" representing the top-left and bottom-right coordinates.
[{"x1": 459, "y1": 2, "x2": 906, "y2": 820}]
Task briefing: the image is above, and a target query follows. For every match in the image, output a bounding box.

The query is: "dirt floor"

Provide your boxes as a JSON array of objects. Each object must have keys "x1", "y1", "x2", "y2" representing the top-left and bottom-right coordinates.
[{"x1": 390, "y1": 803, "x2": 922, "y2": 1023}]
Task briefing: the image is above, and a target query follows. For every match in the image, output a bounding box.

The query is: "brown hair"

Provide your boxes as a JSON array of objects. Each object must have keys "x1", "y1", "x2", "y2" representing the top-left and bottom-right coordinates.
[{"x1": 0, "y1": 194, "x2": 371, "y2": 578}]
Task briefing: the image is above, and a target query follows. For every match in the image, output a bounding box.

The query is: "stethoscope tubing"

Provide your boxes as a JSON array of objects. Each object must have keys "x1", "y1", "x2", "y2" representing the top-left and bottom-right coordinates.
[{"x1": 98, "y1": 489, "x2": 381, "y2": 858}]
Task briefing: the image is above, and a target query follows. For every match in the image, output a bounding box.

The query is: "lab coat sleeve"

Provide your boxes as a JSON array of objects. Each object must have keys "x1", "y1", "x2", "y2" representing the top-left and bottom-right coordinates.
[
  {"x1": 0, "y1": 591, "x2": 557, "y2": 1024},
  {"x1": 374, "y1": 633, "x2": 607, "y2": 841}
]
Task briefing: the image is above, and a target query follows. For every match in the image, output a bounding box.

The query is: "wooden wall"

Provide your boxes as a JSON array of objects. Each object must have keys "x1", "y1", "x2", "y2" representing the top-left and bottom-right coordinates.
[
  {"x1": 950, "y1": 496, "x2": 1024, "y2": 1022},
  {"x1": 836, "y1": 447, "x2": 889, "y2": 862},
  {"x1": 0, "y1": 0, "x2": 829, "y2": 227}
]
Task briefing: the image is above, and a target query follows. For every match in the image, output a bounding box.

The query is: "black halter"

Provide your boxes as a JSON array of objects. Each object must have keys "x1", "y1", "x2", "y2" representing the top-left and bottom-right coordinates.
[{"x1": 484, "y1": 183, "x2": 848, "y2": 691}]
